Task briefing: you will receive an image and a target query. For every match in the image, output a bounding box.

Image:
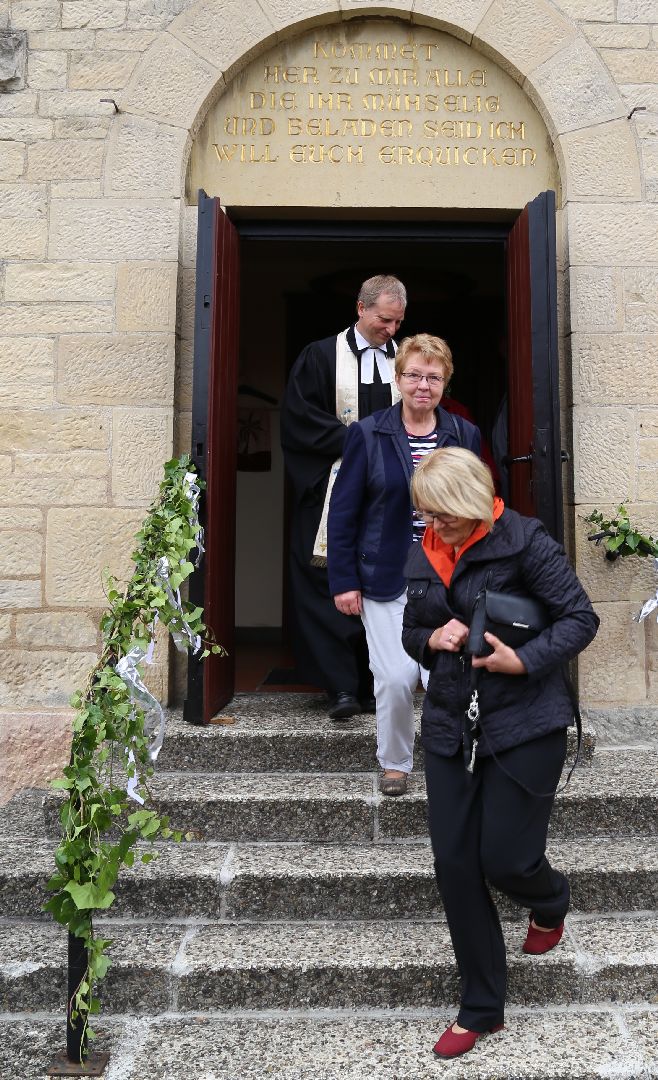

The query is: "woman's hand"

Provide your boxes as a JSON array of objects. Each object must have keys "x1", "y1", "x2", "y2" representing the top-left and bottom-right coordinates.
[
  {"x1": 471, "y1": 632, "x2": 527, "y2": 674},
  {"x1": 334, "y1": 590, "x2": 363, "y2": 616},
  {"x1": 428, "y1": 619, "x2": 469, "y2": 652}
]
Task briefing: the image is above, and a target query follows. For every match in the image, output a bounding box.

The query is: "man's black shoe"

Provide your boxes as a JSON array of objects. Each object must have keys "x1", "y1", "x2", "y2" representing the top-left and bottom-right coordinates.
[
  {"x1": 360, "y1": 696, "x2": 377, "y2": 714},
  {"x1": 327, "y1": 691, "x2": 360, "y2": 720}
]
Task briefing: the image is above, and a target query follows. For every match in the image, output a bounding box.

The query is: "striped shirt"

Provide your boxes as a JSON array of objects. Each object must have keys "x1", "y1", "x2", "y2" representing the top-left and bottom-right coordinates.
[{"x1": 407, "y1": 428, "x2": 439, "y2": 542}]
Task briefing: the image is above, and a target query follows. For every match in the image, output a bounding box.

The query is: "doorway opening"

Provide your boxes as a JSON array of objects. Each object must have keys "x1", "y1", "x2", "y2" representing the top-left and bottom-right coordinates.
[
  {"x1": 233, "y1": 221, "x2": 508, "y2": 692},
  {"x1": 185, "y1": 192, "x2": 561, "y2": 722}
]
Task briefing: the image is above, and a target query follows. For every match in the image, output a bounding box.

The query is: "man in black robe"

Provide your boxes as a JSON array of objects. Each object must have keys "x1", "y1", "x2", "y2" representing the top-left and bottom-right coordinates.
[{"x1": 281, "y1": 275, "x2": 407, "y2": 719}]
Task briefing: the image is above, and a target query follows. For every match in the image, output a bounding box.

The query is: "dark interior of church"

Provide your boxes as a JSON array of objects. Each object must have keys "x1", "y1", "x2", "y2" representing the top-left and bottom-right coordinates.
[{"x1": 235, "y1": 227, "x2": 508, "y2": 690}]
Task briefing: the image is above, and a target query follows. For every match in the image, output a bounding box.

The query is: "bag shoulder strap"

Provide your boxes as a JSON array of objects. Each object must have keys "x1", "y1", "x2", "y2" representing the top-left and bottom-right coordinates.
[{"x1": 466, "y1": 664, "x2": 582, "y2": 798}]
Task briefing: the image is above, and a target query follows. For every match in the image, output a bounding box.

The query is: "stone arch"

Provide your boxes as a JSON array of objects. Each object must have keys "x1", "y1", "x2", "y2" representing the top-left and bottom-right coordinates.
[{"x1": 104, "y1": 0, "x2": 640, "y2": 209}]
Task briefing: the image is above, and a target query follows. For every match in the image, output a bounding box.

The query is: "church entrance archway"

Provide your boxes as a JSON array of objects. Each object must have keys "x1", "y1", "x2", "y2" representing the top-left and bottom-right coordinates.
[{"x1": 184, "y1": 193, "x2": 561, "y2": 723}]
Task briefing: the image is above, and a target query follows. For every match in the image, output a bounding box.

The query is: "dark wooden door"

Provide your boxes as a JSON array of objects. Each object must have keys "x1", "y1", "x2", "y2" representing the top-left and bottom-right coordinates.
[
  {"x1": 506, "y1": 190, "x2": 563, "y2": 541},
  {"x1": 184, "y1": 191, "x2": 240, "y2": 724}
]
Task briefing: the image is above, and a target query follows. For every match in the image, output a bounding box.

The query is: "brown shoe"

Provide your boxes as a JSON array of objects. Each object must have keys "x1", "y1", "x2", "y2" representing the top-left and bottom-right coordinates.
[{"x1": 380, "y1": 773, "x2": 408, "y2": 797}]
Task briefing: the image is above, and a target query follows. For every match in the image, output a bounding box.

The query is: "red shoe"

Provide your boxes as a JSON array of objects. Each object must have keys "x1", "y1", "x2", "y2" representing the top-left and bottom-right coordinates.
[
  {"x1": 432, "y1": 1022, "x2": 504, "y2": 1059},
  {"x1": 522, "y1": 917, "x2": 565, "y2": 954}
]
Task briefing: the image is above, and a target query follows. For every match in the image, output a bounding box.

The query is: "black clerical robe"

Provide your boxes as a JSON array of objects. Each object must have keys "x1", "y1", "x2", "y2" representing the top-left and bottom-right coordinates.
[{"x1": 281, "y1": 325, "x2": 394, "y2": 697}]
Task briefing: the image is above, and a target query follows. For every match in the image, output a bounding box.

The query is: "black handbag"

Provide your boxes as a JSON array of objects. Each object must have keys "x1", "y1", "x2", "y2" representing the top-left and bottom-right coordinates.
[
  {"x1": 461, "y1": 581, "x2": 581, "y2": 796},
  {"x1": 465, "y1": 587, "x2": 550, "y2": 657}
]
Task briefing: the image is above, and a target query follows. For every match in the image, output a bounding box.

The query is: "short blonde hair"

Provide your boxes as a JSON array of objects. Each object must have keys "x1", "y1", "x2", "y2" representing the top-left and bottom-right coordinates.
[
  {"x1": 411, "y1": 448, "x2": 495, "y2": 526},
  {"x1": 395, "y1": 334, "x2": 454, "y2": 381}
]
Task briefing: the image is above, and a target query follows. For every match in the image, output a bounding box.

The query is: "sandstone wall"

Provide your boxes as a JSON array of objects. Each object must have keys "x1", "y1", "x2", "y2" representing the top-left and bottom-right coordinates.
[{"x1": 0, "y1": 0, "x2": 656, "y2": 800}]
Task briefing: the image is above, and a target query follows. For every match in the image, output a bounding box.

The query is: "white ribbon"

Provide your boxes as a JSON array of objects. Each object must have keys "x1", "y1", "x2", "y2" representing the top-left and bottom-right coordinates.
[
  {"x1": 634, "y1": 560, "x2": 658, "y2": 623},
  {"x1": 115, "y1": 465, "x2": 204, "y2": 802},
  {"x1": 155, "y1": 556, "x2": 202, "y2": 655},
  {"x1": 116, "y1": 550, "x2": 203, "y2": 798},
  {"x1": 183, "y1": 471, "x2": 205, "y2": 567},
  {"x1": 125, "y1": 747, "x2": 145, "y2": 806},
  {"x1": 116, "y1": 644, "x2": 166, "y2": 763},
  {"x1": 116, "y1": 643, "x2": 165, "y2": 803}
]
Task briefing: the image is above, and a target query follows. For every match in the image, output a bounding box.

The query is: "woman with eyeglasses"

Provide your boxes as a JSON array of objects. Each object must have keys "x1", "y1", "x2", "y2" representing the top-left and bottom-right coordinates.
[
  {"x1": 402, "y1": 447, "x2": 599, "y2": 1059},
  {"x1": 326, "y1": 334, "x2": 480, "y2": 796}
]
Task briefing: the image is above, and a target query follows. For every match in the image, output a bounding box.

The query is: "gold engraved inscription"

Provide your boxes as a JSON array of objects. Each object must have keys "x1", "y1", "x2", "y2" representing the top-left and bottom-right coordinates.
[
  {"x1": 288, "y1": 117, "x2": 413, "y2": 137},
  {"x1": 490, "y1": 121, "x2": 525, "y2": 139},
  {"x1": 424, "y1": 69, "x2": 487, "y2": 86},
  {"x1": 264, "y1": 66, "x2": 319, "y2": 83},
  {"x1": 443, "y1": 95, "x2": 500, "y2": 113},
  {"x1": 312, "y1": 41, "x2": 483, "y2": 63},
  {"x1": 368, "y1": 68, "x2": 419, "y2": 86},
  {"x1": 378, "y1": 145, "x2": 536, "y2": 166},
  {"x1": 362, "y1": 94, "x2": 422, "y2": 111},
  {"x1": 250, "y1": 92, "x2": 296, "y2": 109},
  {"x1": 307, "y1": 92, "x2": 353, "y2": 110},
  {"x1": 290, "y1": 143, "x2": 364, "y2": 163},
  {"x1": 330, "y1": 67, "x2": 360, "y2": 84},
  {"x1": 211, "y1": 38, "x2": 537, "y2": 172},
  {"x1": 214, "y1": 143, "x2": 279, "y2": 163},
  {"x1": 314, "y1": 41, "x2": 423, "y2": 60},
  {"x1": 224, "y1": 116, "x2": 276, "y2": 136},
  {"x1": 423, "y1": 120, "x2": 482, "y2": 138}
]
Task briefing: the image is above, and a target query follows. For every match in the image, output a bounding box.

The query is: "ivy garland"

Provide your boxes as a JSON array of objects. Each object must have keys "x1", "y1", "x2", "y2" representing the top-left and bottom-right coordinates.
[
  {"x1": 586, "y1": 505, "x2": 658, "y2": 625},
  {"x1": 585, "y1": 505, "x2": 658, "y2": 561},
  {"x1": 44, "y1": 455, "x2": 223, "y2": 1056}
]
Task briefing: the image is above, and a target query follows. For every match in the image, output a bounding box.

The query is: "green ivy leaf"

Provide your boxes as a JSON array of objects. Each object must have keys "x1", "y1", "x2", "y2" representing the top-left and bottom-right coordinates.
[{"x1": 63, "y1": 882, "x2": 116, "y2": 911}]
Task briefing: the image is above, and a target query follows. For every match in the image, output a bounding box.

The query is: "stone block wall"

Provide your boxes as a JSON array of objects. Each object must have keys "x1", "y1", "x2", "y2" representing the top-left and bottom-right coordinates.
[{"x1": 0, "y1": 0, "x2": 656, "y2": 799}]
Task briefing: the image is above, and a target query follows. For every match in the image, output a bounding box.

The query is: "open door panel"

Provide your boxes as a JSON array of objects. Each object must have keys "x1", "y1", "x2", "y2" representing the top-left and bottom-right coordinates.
[
  {"x1": 506, "y1": 189, "x2": 563, "y2": 541},
  {"x1": 185, "y1": 191, "x2": 240, "y2": 724}
]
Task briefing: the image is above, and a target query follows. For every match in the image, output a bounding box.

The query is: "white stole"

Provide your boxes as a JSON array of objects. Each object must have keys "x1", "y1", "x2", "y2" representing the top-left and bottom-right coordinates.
[{"x1": 311, "y1": 329, "x2": 400, "y2": 565}]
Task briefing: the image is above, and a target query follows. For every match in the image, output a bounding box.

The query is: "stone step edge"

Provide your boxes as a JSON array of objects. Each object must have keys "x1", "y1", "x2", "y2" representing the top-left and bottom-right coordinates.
[
  {"x1": 5, "y1": 1002, "x2": 658, "y2": 1020},
  {"x1": 2, "y1": 837, "x2": 656, "y2": 920},
  {"x1": 4, "y1": 1007, "x2": 658, "y2": 1080},
  {"x1": 40, "y1": 782, "x2": 657, "y2": 843},
  {"x1": 139, "y1": 751, "x2": 650, "y2": 783},
  {"x1": 2, "y1": 913, "x2": 655, "y2": 967},
  {"x1": 2, "y1": 910, "x2": 655, "y2": 931},
  {"x1": 158, "y1": 717, "x2": 595, "y2": 744},
  {"x1": 4, "y1": 834, "x2": 658, "y2": 866},
  {"x1": 3, "y1": 914, "x2": 656, "y2": 1016}
]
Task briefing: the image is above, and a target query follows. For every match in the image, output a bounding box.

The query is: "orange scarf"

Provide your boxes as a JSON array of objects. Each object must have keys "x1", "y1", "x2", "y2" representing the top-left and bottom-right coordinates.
[{"x1": 421, "y1": 497, "x2": 505, "y2": 587}]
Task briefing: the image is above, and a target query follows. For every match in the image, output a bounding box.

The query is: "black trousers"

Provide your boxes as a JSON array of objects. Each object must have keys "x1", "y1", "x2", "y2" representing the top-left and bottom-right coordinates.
[
  {"x1": 288, "y1": 502, "x2": 371, "y2": 698},
  {"x1": 425, "y1": 729, "x2": 569, "y2": 1032}
]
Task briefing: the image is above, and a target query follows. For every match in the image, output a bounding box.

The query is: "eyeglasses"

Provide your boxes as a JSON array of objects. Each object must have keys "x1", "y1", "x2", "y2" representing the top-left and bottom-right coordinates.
[
  {"x1": 418, "y1": 510, "x2": 459, "y2": 525},
  {"x1": 400, "y1": 372, "x2": 445, "y2": 386}
]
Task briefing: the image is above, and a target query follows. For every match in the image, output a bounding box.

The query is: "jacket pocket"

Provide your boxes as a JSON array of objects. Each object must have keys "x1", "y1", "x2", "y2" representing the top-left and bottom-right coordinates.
[{"x1": 407, "y1": 578, "x2": 430, "y2": 600}]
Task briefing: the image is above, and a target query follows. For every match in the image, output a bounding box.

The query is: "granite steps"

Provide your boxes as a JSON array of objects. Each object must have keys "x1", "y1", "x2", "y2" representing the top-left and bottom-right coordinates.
[
  {"x1": 1, "y1": 694, "x2": 657, "y2": 1078},
  {"x1": 1, "y1": 835, "x2": 657, "y2": 921},
  {"x1": 3, "y1": 1006, "x2": 658, "y2": 1080},
  {"x1": 157, "y1": 701, "x2": 596, "y2": 773},
  {"x1": 1, "y1": 913, "x2": 657, "y2": 1015},
  {"x1": 40, "y1": 749, "x2": 658, "y2": 844}
]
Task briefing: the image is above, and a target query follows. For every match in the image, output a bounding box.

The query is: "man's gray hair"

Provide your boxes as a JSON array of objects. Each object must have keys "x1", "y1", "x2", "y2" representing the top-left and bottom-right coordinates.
[{"x1": 358, "y1": 275, "x2": 407, "y2": 309}]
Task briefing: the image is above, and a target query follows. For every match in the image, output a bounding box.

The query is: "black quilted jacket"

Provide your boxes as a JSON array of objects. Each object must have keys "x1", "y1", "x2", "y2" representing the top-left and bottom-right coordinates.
[{"x1": 402, "y1": 508, "x2": 600, "y2": 758}]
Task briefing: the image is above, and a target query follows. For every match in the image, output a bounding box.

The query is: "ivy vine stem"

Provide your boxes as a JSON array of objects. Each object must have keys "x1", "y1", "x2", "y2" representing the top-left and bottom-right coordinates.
[{"x1": 44, "y1": 455, "x2": 223, "y2": 1061}]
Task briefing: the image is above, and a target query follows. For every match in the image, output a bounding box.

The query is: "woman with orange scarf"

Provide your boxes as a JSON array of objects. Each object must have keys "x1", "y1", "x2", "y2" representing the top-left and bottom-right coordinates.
[{"x1": 402, "y1": 447, "x2": 599, "y2": 1060}]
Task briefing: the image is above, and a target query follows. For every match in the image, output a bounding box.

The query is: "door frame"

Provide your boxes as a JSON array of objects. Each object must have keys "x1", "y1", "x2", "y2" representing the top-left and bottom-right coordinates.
[
  {"x1": 237, "y1": 219, "x2": 510, "y2": 242},
  {"x1": 185, "y1": 204, "x2": 565, "y2": 722},
  {"x1": 185, "y1": 194, "x2": 240, "y2": 724}
]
